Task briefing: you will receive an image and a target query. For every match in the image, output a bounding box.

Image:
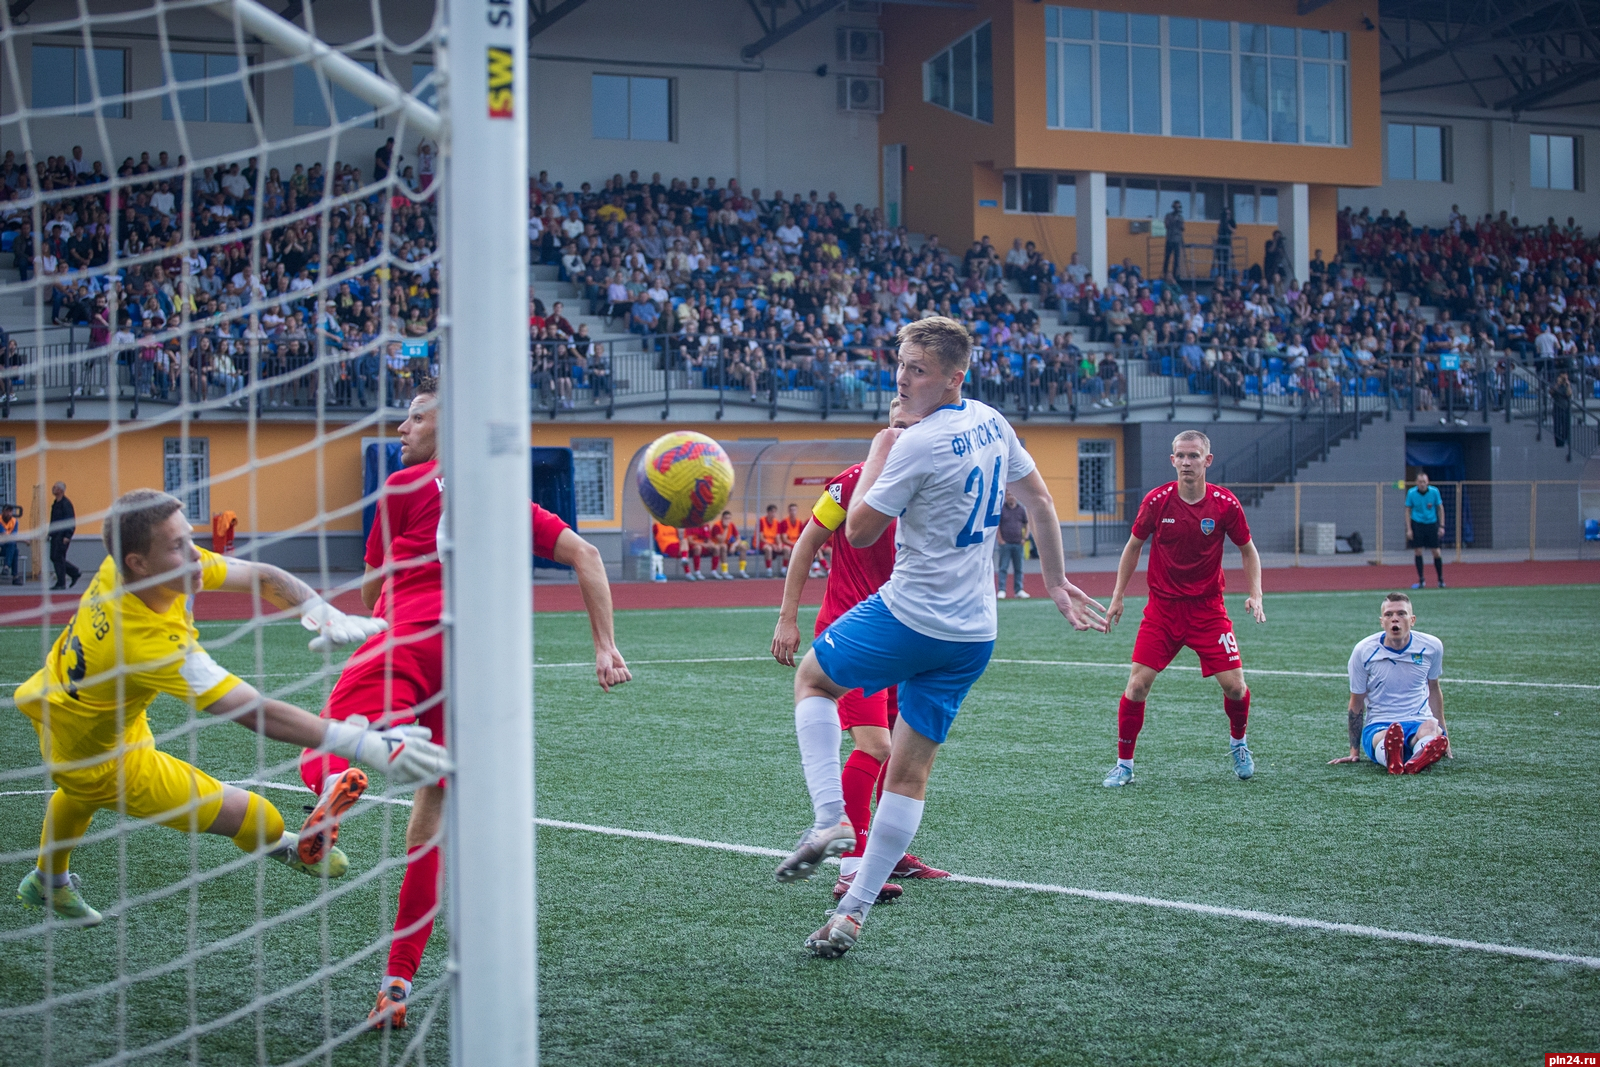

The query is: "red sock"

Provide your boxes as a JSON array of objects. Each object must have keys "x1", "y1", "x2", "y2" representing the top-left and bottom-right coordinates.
[
  {"x1": 1117, "y1": 696, "x2": 1146, "y2": 761},
  {"x1": 1224, "y1": 690, "x2": 1250, "y2": 740},
  {"x1": 386, "y1": 843, "x2": 442, "y2": 981},
  {"x1": 839, "y1": 748, "x2": 883, "y2": 857},
  {"x1": 298, "y1": 745, "x2": 347, "y2": 794}
]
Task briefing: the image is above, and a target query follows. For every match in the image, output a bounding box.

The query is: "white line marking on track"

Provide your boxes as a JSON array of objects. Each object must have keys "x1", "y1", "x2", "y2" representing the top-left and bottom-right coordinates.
[{"x1": 4, "y1": 782, "x2": 1595, "y2": 969}]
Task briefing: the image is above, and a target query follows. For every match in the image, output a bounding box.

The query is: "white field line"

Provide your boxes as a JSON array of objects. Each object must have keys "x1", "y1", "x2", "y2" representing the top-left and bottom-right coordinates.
[{"x1": 4, "y1": 781, "x2": 1592, "y2": 970}]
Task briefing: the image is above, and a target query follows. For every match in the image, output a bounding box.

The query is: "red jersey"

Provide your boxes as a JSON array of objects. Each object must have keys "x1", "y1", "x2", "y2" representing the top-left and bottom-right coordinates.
[
  {"x1": 1130, "y1": 481, "x2": 1250, "y2": 601},
  {"x1": 365, "y1": 459, "x2": 569, "y2": 626},
  {"x1": 809, "y1": 463, "x2": 895, "y2": 631}
]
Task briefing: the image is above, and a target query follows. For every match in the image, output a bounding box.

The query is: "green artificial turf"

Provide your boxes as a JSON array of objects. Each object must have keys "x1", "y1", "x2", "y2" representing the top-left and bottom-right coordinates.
[{"x1": 2, "y1": 586, "x2": 1597, "y2": 1065}]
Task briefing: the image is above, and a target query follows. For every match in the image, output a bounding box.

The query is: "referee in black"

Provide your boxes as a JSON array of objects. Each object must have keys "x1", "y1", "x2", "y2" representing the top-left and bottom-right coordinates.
[{"x1": 48, "y1": 481, "x2": 81, "y2": 590}]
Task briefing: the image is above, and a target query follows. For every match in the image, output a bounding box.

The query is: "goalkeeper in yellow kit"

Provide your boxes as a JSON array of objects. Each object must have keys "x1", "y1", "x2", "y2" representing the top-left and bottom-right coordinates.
[{"x1": 14, "y1": 488, "x2": 452, "y2": 926}]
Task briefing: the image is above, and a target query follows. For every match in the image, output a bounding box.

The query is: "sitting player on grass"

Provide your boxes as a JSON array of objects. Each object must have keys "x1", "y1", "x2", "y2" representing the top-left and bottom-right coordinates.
[
  {"x1": 12, "y1": 489, "x2": 450, "y2": 926},
  {"x1": 1330, "y1": 592, "x2": 1451, "y2": 774}
]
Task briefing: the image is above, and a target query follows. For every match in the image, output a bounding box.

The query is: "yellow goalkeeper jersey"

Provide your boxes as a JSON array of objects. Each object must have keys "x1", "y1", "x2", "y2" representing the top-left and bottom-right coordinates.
[{"x1": 14, "y1": 549, "x2": 242, "y2": 767}]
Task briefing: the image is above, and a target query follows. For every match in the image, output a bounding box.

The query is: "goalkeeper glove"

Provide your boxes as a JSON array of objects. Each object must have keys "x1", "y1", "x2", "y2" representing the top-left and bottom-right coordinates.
[
  {"x1": 323, "y1": 716, "x2": 452, "y2": 791},
  {"x1": 300, "y1": 595, "x2": 388, "y2": 652}
]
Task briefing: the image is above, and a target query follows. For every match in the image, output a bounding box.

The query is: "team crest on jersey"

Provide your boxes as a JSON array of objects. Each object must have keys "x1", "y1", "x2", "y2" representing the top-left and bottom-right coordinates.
[
  {"x1": 1200, "y1": 518, "x2": 1216, "y2": 535},
  {"x1": 1411, "y1": 652, "x2": 1425, "y2": 664}
]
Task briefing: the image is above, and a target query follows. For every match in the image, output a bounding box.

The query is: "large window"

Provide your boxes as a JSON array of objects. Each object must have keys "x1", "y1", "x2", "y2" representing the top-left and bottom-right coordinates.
[
  {"x1": 571, "y1": 438, "x2": 614, "y2": 521},
  {"x1": 293, "y1": 61, "x2": 380, "y2": 128},
  {"x1": 31, "y1": 44, "x2": 127, "y2": 118},
  {"x1": 591, "y1": 74, "x2": 672, "y2": 141},
  {"x1": 162, "y1": 52, "x2": 251, "y2": 124},
  {"x1": 164, "y1": 438, "x2": 210, "y2": 524},
  {"x1": 1007, "y1": 175, "x2": 1277, "y2": 223},
  {"x1": 1078, "y1": 439, "x2": 1115, "y2": 514},
  {"x1": 1045, "y1": 9, "x2": 1348, "y2": 146},
  {"x1": 1387, "y1": 123, "x2": 1449, "y2": 182},
  {"x1": 1530, "y1": 133, "x2": 1580, "y2": 191},
  {"x1": 923, "y1": 23, "x2": 993, "y2": 123}
]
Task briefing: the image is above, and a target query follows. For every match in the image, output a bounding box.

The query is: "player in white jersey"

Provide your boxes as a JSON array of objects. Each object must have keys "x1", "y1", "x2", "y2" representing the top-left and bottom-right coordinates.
[
  {"x1": 771, "y1": 316, "x2": 1108, "y2": 958},
  {"x1": 1330, "y1": 592, "x2": 1451, "y2": 774}
]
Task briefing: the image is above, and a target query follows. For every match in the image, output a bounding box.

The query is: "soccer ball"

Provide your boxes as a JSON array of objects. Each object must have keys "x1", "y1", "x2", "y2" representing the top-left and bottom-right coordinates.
[{"x1": 636, "y1": 431, "x2": 734, "y2": 527}]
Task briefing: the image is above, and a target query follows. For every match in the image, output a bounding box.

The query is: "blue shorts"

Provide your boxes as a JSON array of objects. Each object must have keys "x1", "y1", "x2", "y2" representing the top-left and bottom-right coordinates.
[
  {"x1": 1362, "y1": 719, "x2": 1424, "y2": 764},
  {"x1": 812, "y1": 593, "x2": 994, "y2": 745}
]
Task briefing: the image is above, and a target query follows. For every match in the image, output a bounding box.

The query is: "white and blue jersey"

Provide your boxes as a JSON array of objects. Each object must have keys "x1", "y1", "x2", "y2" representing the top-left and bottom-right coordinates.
[
  {"x1": 861, "y1": 398, "x2": 1037, "y2": 642},
  {"x1": 1350, "y1": 629, "x2": 1442, "y2": 726},
  {"x1": 815, "y1": 398, "x2": 1035, "y2": 744}
]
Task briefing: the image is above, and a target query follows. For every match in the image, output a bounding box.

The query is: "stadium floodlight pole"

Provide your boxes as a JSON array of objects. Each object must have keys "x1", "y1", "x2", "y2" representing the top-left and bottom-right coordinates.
[
  {"x1": 205, "y1": 0, "x2": 442, "y2": 138},
  {"x1": 437, "y1": 0, "x2": 535, "y2": 1061}
]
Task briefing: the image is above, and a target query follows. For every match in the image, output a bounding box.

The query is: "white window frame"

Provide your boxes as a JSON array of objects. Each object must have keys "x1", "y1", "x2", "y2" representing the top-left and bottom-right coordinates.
[
  {"x1": 1044, "y1": 8, "x2": 1348, "y2": 147},
  {"x1": 1077, "y1": 438, "x2": 1116, "y2": 515},
  {"x1": 590, "y1": 74, "x2": 675, "y2": 142},
  {"x1": 164, "y1": 437, "x2": 210, "y2": 524},
  {"x1": 161, "y1": 50, "x2": 257, "y2": 125},
  {"x1": 571, "y1": 438, "x2": 614, "y2": 522},
  {"x1": 1530, "y1": 132, "x2": 1581, "y2": 191},
  {"x1": 1386, "y1": 122, "x2": 1452, "y2": 182}
]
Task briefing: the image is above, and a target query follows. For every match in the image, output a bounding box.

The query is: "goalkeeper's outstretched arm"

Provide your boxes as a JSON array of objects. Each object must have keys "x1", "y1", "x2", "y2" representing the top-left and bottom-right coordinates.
[{"x1": 219, "y1": 557, "x2": 388, "y2": 651}]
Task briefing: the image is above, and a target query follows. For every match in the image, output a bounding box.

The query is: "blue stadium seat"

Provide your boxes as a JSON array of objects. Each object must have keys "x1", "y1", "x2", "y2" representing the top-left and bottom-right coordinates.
[
  {"x1": 1244, "y1": 375, "x2": 1260, "y2": 396},
  {"x1": 1364, "y1": 377, "x2": 1383, "y2": 396},
  {"x1": 1513, "y1": 379, "x2": 1530, "y2": 397},
  {"x1": 1342, "y1": 379, "x2": 1357, "y2": 396},
  {"x1": 1267, "y1": 357, "x2": 1285, "y2": 375},
  {"x1": 1160, "y1": 356, "x2": 1173, "y2": 376}
]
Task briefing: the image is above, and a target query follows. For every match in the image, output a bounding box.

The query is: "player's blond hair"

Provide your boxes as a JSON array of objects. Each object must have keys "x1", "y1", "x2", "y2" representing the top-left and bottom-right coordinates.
[
  {"x1": 103, "y1": 489, "x2": 185, "y2": 577},
  {"x1": 1172, "y1": 429, "x2": 1212, "y2": 456},
  {"x1": 898, "y1": 315, "x2": 972, "y2": 375}
]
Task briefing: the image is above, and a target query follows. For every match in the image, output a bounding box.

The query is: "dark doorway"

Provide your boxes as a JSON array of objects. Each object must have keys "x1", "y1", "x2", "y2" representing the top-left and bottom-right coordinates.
[{"x1": 1406, "y1": 431, "x2": 1492, "y2": 548}]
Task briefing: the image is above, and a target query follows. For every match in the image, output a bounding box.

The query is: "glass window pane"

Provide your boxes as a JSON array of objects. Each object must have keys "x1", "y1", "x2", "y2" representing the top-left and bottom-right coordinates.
[
  {"x1": 93, "y1": 48, "x2": 125, "y2": 118},
  {"x1": 1230, "y1": 185, "x2": 1256, "y2": 224},
  {"x1": 1021, "y1": 172, "x2": 1052, "y2": 213},
  {"x1": 1334, "y1": 64, "x2": 1347, "y2": 145},
  {"x1": 974, "y1": 23, "x2": 993, "y2": 122},
  {"x1": 630, "y1": 76, "x2": 670, "y2": 140},
  {"x1": 207, "y1": 53, "x2": 249, "y2": 124},
  {"x1": 1551, "y1": 135, "x2": 1575, "y2": 190},
  {"x1": 1389, "y1": 123, "x2": 1415, "y2": 180},
  {"x1": 1530, "y1": 134, "x2": 1549, "y2": 188},
  {"x1": 1302, "y1": 29, "x2": 1330, "y2": 59},
  {"x1": 1202, "y1": 51, "x2": 1232, "y2": 138},
  {"x1": 1105, "y1": 179, "x2": 1122, "y2": 218},
  {"x1": 1099, "y1": 44, "x2": 1128, "y2": 132},
  {"x1": 1131, "y1": 46, "x2": 1160, "y2": 134},
  {"x1": 1333, "y1": 31, "x2": 1347, "y2": 59},
  {"x1": 412, "y1": 62, "x2": 436, "y2": 108},
  {"x1": 1240, "y1": 56, "x2": 1268, "y2": 141},
  {"x1": 1124, "y1": 178, "x2": 1157, "y2": 218},
  {"x1": 1270, "y1": 26, "x2": 1298, "y2": 55},
  {"x1": 1202, "y1": 19, "x2": 1231, "y2": 50},
  {"x1": 1415, "y1": 124, "x2": 1442, "y2": 182},
  {"x1": 1170, "y1": 48, "x2": 1200, "y2": 137},
  {"x1": 1161, "y1": 181, "x2": 1194, "y2": 219},
  {"x1": 293, "y1": 64, "x2": 330, "y2": 127},
  {"x1": 1130, "y1": 14, "x2": 1159, "y2": 45},
  {"x1": 591, "y1": 73, "x2": 629, "y2": 139},
  {"x1": 1258, "y1": 186, "x2": 1277, "y2": 224},
  {"x1": 1003, "y1": 173, "x2": 1018, "y2": 211},
  {"x1": 1045, "y1": 5, "x2": 1058, "y2": 37},
  {"x1": 1242, "y1": 24, "x2": 1267, "y2": 53},
  {"x1": 163, "y1": 51, "x2": 205, "y2": 122},
  {"x1": 1302, "y1": 61, "x2": 1329, "y2": 143},
  {"x1": 1062, "y1": 43, "x2": 1093, "y2": 128},
  {"x1": 1056, "y1": 175, "x2": 1076, "y2": 215},
  {"x1": 1046, "y1": 42, "x2": 1059, "y2": 126},
  {"x1": 1197, "y1": 181, "x2": 1224, "y2": 220},
  {"x1": 1098, "y1": 11, "x2": 1126, "y2": 42},
  {"x1": 331, "y1": 61, "x2": 377, "y2": 124},
  {"x1": 930, "y1": 51, "x2": 951, "y2": 109},
  {"x1": 1169, "y1": 17, "x2": 1197, "y2": 48},
  {"x1": 1060, "y1": 6, "x2": 1093, "y2": 39},
  {"x1": 952, "y1": 34, "x2": 974, "y2": 116},
  {"x1": 32, "y1": 45, "x2": 75, "y2": 109},
  {"x1": 1270, "y1": 57, "x2": 1297, "y2": 142}
]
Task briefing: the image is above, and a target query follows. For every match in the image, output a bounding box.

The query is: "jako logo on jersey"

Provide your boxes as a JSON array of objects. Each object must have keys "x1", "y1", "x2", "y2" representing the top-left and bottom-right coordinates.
[
  {"x1": 653, "y1": 440, "x2": 718, "y2": 473},
  {"x1": 1200, "y1": 518, "x2": 1216, "y2": 535},
  {"x1": 1162, "y1": 518, "x2": 1176, "y2": 523}
]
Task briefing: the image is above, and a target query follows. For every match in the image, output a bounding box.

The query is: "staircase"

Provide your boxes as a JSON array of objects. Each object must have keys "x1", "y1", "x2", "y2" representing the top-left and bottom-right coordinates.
[{"x1": 1213, "y1": 409, "x2": 1377, "y2": 504}]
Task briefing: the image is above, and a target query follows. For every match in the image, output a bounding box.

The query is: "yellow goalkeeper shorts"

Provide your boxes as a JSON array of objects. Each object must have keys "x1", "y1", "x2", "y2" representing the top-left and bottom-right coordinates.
[{"x1": 31, "y1": 718, "x2": 229, "y2": 834}]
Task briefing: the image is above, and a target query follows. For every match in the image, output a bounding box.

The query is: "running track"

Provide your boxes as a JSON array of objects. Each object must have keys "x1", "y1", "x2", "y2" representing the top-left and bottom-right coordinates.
[{"x1": 2, "y1": 560, "x2": 1595, "y2": 626}]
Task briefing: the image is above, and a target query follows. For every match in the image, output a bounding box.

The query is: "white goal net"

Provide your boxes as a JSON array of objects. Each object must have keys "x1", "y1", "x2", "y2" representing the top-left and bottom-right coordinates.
[{"x1": 0, "y1": 0, "x2": 533, "y2": 1063}]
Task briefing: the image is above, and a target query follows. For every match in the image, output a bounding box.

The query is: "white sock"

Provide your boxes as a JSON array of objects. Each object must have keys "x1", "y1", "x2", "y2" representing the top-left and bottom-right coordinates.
[
  {"x1": 381, "y1": 975, "x2": 413, "y2": 996},
  {"x1": 839, "y1": 855, "x2": 862, "y2": 877},
  {"x1": 794, "y1": 696, "x2": 844, "y2": 830},
  {"x1": 1117, "y1": 757, "x2": 1133, "y2": 770},
  {"x1": 1231, "y1": 734, "x2": 1247, "y2": 748},
  {"x1": 840, "y1": 791, "x2": 924, "y2": 918},
  {"x1": 48, "y1": 870, "x2": 72, "y2": 888}
]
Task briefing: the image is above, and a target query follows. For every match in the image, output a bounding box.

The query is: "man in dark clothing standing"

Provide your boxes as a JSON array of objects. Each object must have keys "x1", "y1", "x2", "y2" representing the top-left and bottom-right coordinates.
[
  {"x1": 1162, "y1": 201, "x2": 1186, "y2": 282},
  {"x1": 995, "y1": 492, "x2": 1029, "y2": 599},
  {"x1": 49, "y1": 481, "x2": 81, "y2": 590}
]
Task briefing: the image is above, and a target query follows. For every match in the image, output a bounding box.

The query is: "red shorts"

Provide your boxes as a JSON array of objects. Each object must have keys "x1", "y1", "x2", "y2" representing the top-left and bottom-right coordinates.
[
  {"x1": 299, "y1": 622, "x2": 445, "y2": 791},
  {"x1": 661, "y1": 543, "x2": 695, "y2": 559},
  {"x1": 1131, "y1": 596, "x2": 1242, "y2": 677},
  {"x1": 820, "y1": 611, "x2": 898, "y2": 731}
]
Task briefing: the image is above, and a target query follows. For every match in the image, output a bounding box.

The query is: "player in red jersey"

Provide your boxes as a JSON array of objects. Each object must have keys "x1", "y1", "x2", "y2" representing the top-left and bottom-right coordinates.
[
  {"x1": 771, "y1": 402, "x2": 949, "y2": 901},
  {"x1": 1101, "y1": 429, "x2": 1266, "y2": 787},
  {"x1": 296, "y1": 377, "x2": 631, "y2": 1030}
]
